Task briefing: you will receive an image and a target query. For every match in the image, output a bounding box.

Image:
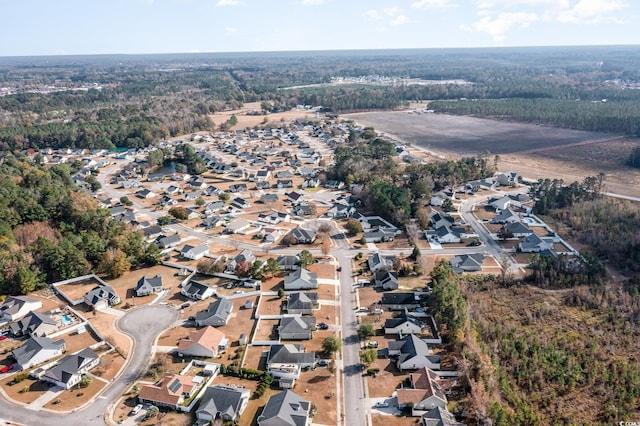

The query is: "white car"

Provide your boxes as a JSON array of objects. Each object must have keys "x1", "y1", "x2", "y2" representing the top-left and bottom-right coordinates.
[
  {"x1": 130, "y1": 404, "x2": 143, "y2": 416},
  {"x1": 374, "y1": 401, "x2": 389, "y2": 408}
]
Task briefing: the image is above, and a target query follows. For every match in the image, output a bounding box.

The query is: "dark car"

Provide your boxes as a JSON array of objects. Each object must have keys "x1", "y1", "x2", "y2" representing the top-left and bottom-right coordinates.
[
  {"x1": 337, "y1": 266, "x2": 342, "y2": 272},
  {"x1": 318, "y1": 322, "x2": 329, "y2": 330}
]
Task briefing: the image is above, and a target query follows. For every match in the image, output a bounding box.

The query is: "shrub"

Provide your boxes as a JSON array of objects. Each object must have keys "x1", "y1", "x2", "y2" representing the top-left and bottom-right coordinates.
[
  {"x1": 13, "y1": 372, "x2": 29, "y2": 384},
  {"x1": 52, "y1": 398, "x2": 62, "y2": 405},
  {"x1": 367, "y1": 368, "x2": 380, "y2": 375},
  {"x1": 19, "y1": 386, "x2": 29, "y2": 394}
]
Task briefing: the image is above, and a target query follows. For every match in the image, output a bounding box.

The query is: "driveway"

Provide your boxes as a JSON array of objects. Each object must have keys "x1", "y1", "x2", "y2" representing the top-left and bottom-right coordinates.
[{"x1": 0, "y1": 304, "x2": 179, "y2": 426}]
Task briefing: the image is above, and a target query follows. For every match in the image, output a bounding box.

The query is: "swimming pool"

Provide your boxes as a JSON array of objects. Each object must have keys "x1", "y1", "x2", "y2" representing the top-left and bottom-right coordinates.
[
  {"x1": 523, "y1": 217, "x2": 536, "y2": 224},
  {"x1": 60, "y1": 314, "x2": 73, "y2": 325}
]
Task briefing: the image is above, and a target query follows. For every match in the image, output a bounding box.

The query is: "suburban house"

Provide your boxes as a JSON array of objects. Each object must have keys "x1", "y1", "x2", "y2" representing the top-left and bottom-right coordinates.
[
  {"x1": 519, "y1": 234, "x2": 555, "y2": 253},
  {"x1": 277, "y1": 255, "x2": 300, "y2": 271},
  {"x1": 364, "y1": 228, "x2": 397, "y2": 243},
  {"x1": 1, "y1": 296, "x2": 42, "y2": 321},
  {"x1": 204, "y1": 186, "x2": 222, "y2": 197},
  {"x1": 136, "y1": 188, "x2": 157, "y2": 199},
  {"x1": 195, "y1": 298, "x2": 233, "y2": 327},
  {"x1": 259, "y1": 228, "x2": 282, "y2": 244},
  {"x1": 397, "y1": 367, "x2": 448, "y2": 416},
  {"x1": 9, "y1": 311, "x2": 58, "y2": 337},
  {"x1": 503, "y1": 221, "x2": 534, "y2": 238},
  {"x1": 368, "y1": 252, "x2": 392, "y2": 273},
  {"x1": 277, "y1": 179, "x2": 294, "y2": 189},
  {"x1": 83, "y1": 285, "x2": 121, "y2": 311},
  {"x1": 427, "y1": 226, "x2": 461, "y2": 244},
  {"x1": 12, "y1": 335, "x2": 66, "y2": 370},
  {"x1": 134, "y1": 275, "x2": 164, "y2": 297},
  {"x1": 291, "y1": 204, "x2": 314, "y2": 217},
  {"x1": 225, "y1": 250, "x2": 256, "y2": 274},
  {"x1": 388, "y1": 334, "x2": 441, "y2": 372},
  {"x1": 158, "y1": 234, "x2": 181, "y2": 249},
  {"x1": 181, "y1": 243, "x2": 210, "y2": 260},
  {"x1": 226, "y1": 218, "x2": 251, "y2": 234},
  {"x1": 284, "y1": 191, "x2": 303, "y2": 203},
  {"x1": 258, "y1": 211, "x2": 290, "y2": 224},
  {"x1": 421, "y1": 406, "x2": 464, "y2": 426},
  {"x1": 430, "y1": 213, "x2": 455, "y2": 230},
  {"x1": 278, "y1": 317, "x2": 316, "y2": 340},
  {"x1": 232, "y1": 197, "x2": 251, "y2": 209},
  {"x1": 266, "y1": 344, "x2": 315, "y2": 380},
  {"x1": 165, "y1": 185, "x2": 182, "y2": 195},
  {"x1": 285, "y1": 227, "x2": 316, "y2": 245},
  {"x1": 257, "y1": 390, "x2": 311, "y2": 426},
  {"x1": 285, "y1": 292, "x2": 318, "y2": 315},
  {"x1": 256, "y1": 181, "x2": 271, "y2": 190},
  {"x1": 381, "y1": 293, "x2": 422, "y2": 311},
  {"x1": 138, "y1": 374, "x2": 199, "y2": 410},
  {"x1": 384, "y1": 312, "x2": 424, "y2": 336},
  {"x1": 205, "y1": 201, "x2": 225, "y2": 215},
  {"x1": 324, "y1": 180, "x2": 345, "y2": 190},
  {"x1": 142, "y1": 225, "x2": 163, "y2": 239},
  {"x1": 255, "y1": 169, "x2": 271, "y2": 182},
  {"x1": 449, "y1": 254, "x2": 485, "y2": 274},
  {"x1": 228, "y1": 183, "x2": 247, "y2": 193},
  {"x1": 374, "y1": 271, "x2": 399, "y2": 291},
  {"x1": 177, "y1": 326, "x2": 228, "y2": 358},
  {"x1": 196, "y1": 384, "x2": 250, "y2": 424},
  {"x1": 490, "y1": 209, "x2": 521, "y2": 224},
  {"x1": 40, "y1": 348, "x2": 99, "y2": 389},
  {"x1": 181, "y1": 280, "x2": 216, "y2": 301},
  {"x1": 186, "y1": 208, "x2": 202, "y2": 220},
  {"x1": 487, "y1": 195, "x2": 513, "y2": 212},
  {"x1": 326, "y1": 203, "x2": 355, "y2": 218},
  {"x1": 260, "y1": 193, "x2": 279, "y2": 204},
  {"x1": 183, "y1": 191, "x2": 201, "y2": 201},
  {"x1": 284, "y1": 269, "x2": 318, "y2": 291}
]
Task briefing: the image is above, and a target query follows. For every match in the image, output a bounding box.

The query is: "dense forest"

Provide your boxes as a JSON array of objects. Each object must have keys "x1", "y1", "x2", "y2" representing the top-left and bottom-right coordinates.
[
  {"x1": 0, "y1": 155, "x2": 160, "y2": 295},
  {"x1": 3, "y1": 45, "x2": 640, "y2": 151}
]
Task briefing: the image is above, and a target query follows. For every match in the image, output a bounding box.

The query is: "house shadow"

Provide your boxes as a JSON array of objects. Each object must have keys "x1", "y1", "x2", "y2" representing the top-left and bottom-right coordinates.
[
  {"x1": 383, "y1": 360, "x2": 405, "y2": 377},
  {"x1": 308, "y1": 375, "x2": 329, "y2": 384}
]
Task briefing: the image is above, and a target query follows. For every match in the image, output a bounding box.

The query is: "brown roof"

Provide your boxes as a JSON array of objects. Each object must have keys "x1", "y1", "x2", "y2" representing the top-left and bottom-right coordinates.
[
  {"x1": 177, "y1": 326, "x2": 226, "y2": 353},
  {"x1": 138, "y1": 374, "x2": 196, "y2": 407},
  {"x1": 396, "y1": 367, "x2": 447, "y2": 405}
]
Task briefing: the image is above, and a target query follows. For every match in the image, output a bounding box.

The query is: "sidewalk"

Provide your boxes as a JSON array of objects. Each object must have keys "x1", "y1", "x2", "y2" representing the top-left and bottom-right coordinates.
[{"x1": 26, "y1": 386, "x2": 64, "y2": 410}]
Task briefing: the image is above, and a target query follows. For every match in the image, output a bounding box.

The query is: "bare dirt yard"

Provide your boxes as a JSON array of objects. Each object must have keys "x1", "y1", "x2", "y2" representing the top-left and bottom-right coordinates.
[
  {"x1": 344, "y1": 111, "x2": 640, "y2": 198},
  {"x1": 209, "y1": 102, "x2": 317, "y2": 130}
]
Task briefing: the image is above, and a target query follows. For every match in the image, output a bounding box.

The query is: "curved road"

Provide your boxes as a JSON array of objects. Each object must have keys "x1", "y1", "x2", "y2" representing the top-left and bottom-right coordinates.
[{"x1": 0, "y1": 304, "x2": 179, "y2": 426}]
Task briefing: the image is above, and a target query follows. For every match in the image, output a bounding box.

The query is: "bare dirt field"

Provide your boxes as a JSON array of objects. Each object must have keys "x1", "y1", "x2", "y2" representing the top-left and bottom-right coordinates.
[
  {"x1": 209, "y1": 102, "x2": 317, "y2": 130},
  {"x1": 344, "y1": 111, "x2": 640, "y2": 198},
  {"x1": 44, "y1": 379, "x2": 106, "y2": 411}
]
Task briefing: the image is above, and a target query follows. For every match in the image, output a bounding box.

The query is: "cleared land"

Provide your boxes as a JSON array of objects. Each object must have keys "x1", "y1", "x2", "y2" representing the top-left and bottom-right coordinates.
[{"x1": 344, "y1": 111, "x2": 640, "y2": 198}]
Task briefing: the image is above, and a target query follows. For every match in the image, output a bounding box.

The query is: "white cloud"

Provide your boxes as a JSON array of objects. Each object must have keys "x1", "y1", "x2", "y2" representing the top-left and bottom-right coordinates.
[
  {"x1": 558, "y1": 0, "x2": 629, "y2": 23},
  {"x1": 300, "y1": 0, "x2": 328, "y2": 5},
  {"x1": 392, "y1": 15, "x2": 411, "y2": 25},
  {"x1": 225, "y1": 27, "x2": 239, "y2": 35},
  {"x1": 383, "y1": 7, "x2": 401, "y2": 16},
  {"x1": 463, "y1": 11, "x2": 538, "y2": 41},
  {"x1": 411, "y1": 0, "x2": 456, "y2": 9},
  {"x1": 216, "y1": 0, "x2": 243, "y2": 6},
  {"x1": 365, "y1": 9, "x2": 381, "y2": 20},
  {"x1": 475, "y1": 0, "x2": 568, "y2": 8}
]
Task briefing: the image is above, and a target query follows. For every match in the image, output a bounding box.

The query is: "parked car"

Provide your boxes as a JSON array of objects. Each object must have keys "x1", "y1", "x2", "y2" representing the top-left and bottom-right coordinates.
[
  {"x1": 0, "y1": 365, "x2": 14, "y2": 374},
  {"x1": 374, "y1": 401, "x2": 389, "y2": 408},
  {"x1": 337, "y1": 266, "x2": 342, "y2": 272},
  {"x1": 0, "y1": 335, "x2": 8, "y2": 341},
  {"x1": 317, "y1": 359, "x2": 330, "y2": 367},
  {"x1": 318, "y1": 322, "x2": 329, "y2": 330},
  {"x1": 130, "y1": 404, "x2": 143, "y2": 416}
]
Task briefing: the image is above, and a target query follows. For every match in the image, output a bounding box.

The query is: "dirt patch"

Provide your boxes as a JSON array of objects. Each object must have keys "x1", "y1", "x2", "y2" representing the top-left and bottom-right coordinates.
[
  {"x1": 106, "y1": 265, "x2": 185, "y2": 305},
  {"x1": 367, "y1": 358, "x2": 406, "y2": 398},
  {"x1": 93, "y1": 351, "x2": 125, "y2": 381},
  {"x1": 0, "y1": 377, "x2": 49, "y2": 404},
  {"x1": 254, "y1": 319, "x2": 280, "y2": 342},
  {"x1": 61, "y1": 328, "x2": 101, "y2": 354},
  {"x1": 372, "y1": 414, "x2": 419, "y2": 426},
  {"x1": 89, "y1": 311, "x2": 132, "y2": 354},
  {"x1": 209, "y1": 102, "x2": 316, "y2": 130},
  {"x1": 55, "y1": 276, "x2": 104, "y2": 304},
  {"x1": 296, "y1": 369, "x2": 338, "y2": 425},
  {"x1": 257, "y1": 294, "x2": 284, "y2": 316},
  {"x1": 242, "y1": 346, "x2": 268, "y2": 371},
  {"x1": 307, "y1": 263, "x2": 336, "y2": 280},
  {"x1": 44, "y1": 378, "x2": 106, "y2": 411}
]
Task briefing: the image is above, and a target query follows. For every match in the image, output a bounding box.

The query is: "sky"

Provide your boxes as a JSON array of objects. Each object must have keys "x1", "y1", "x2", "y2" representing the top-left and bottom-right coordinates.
[{"x1": 1, "y1": 0, "x2": 638, "y2": 56}]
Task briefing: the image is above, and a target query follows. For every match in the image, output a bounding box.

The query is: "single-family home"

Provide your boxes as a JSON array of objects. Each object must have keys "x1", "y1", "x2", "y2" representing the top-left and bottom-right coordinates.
[
  {"x1": 487, "y1": 195, "x2": 513, "y2": 212},
  {"x1": 388, "y1": 334, "x2": 440, "y2": 372},
  {"x1": 449, "y1": 254, "x2": 485, "y2": 274},
  {"x1": 277, "y1": 255, "x2": 300, "y2": 271},
  {"x1": 181, "y1": 243, "x2": 210, "y2": 260},
  {"x1": 490, "y1": 209, "x2": 521, "y2": 224},
  {"x1": 226, "y1": 218, "x2": 251, "y2": 234},
  {"x1": 228, "y1": 184, "x2": 247, "y2": 193},
  {"x1": 142, "y1": 225, "x2": 163, "y2": 239},
  {"x1": 40, "y1": 348, "x2": 99, "y2": 389},
  {"x1": 83, "y1": 285, "x2": 121, "y2": 311},
  {"x1": 284, "y1": 191, "x2": 303, "y2": 203},
  {"x1": 291, "y1": 204, "x2": 314, "y2": 217},
  {"x1": 138, "y1": 374, "x2": 199, "y2": 410},
  {"x1": 257, "y1": 390, "x2": 311, "y2": 426},
  {"x1": 430, "y1": 213, "x2": 455, "y2": 230},
  {"x1": 260, "y1": 193, "x2": 279, "y2": 204},
  {"x1": 196, "y1": 385, "x2": 250, "y2": 424},
  {"x1": 226, "y1": 250, "x2": 255, "y2": 274},
  {"x1": 277, "y1": 180, "x2": 294, "y2": 189},
  {"x1": 190, "y1": 179, "x2": 207, "y2": 190},
  {"x1": 255, "y1": 169, "x2": 271, "y2": 182},
  {"x1": 158, "y1": 234, "x2": 181, "y2": 249},
  {"x1": 496, "y1": 172, "x2": 519, "y2": 186},
  {"x1": 285, "y1": 292, "x2": 318, "y2": 315},
  {"x1": 278, "y1": 317, "x2": 316, "y2": 340},
  {"x1": 195, "y1": 298, "x2": 233, "y2": 327},
  {"x1": 275, "y1": 170, "x2": 294, "y2": 179},
  {"x1": 136, "y1": 188, "x2": 157, "y2": 199},
  {"x1": 177, "y1": 326, "x2": 228, "y2": 358},
  {"x1": 285, "y1": 227, "x2": 316, "y2": 245},
  {"x1": 384, "y1": 311, "x2": 424, "y2": 336},
  {"x1": 9, "y1": 311, "x2": 58, "y2": 337},
  {"x1": 205, "y1": 201, "x2": 225, "y2": 215},
  {"x1": 364, "y1": 228, "x2": 397, "y2": 243},
  {"x1": 1, "y1": 296, "x2": 42, "y2": 321},
  {"x1": 381, "y1": 293, "x2": 421, "y2": 311},
  {"x1": 503, "y1": 221, "x2": 533, "y2": 238},
  {"x1": 368, "y1": 252, "x2": 392, "y2": 273},
  {"x1": 428, "y1": 226, "x2": 461, "y2": 244},
  {"x1": 186, "y1": 207, "x2": 202, "y2": 220},
  {"x1": 258, "y1": 211, "x2": 290, "y2": 225},
  {"x1": 159, "y1": 195, "x2": 178, "y2": 207},
  {"x1": 422, "y1": 406, "x2": 464, "y2": 426},
  {"x1": 519, "y1": 234, "x2": 554, "y2": 253},
  {"x1": 181, "y1": 280, "x2": 216, "y2": 301},
  {"x1": 12, "y1": 336, "x2": 66, "y2": 370},
  {"x1": 266, "y1": 344, "x2": 315, "y2": 379},
  {"x1": 302, "y1": 178, "x2": 320, "y2": 189},
  {"x1": 256, "y1": 181, "x2": 271, "y2": 190},
  {"x1": 232, "y1": 197, "x2": 251, "y2": 209},
  {"x1": 397, "y1": 367, "x2": 448, "y2": 416},
  {"x1": 324, "y1": 180, "x2": 345, "y2": 190},
  {"x1": 204, "y1": 185, "x2": 221, "y2": 197},
  {"x1": 184, "y1": 191, "x2": 201, "y2": 201},
  {"x1": 374, "y1": 271, "x2": 399, "y2": 291},
  {"x1": 165, "y1": 185, "x2": 182, "y2": 195},
  {"x1": 202, "y1": 216, "x2": 223, "y2": 229},
  {"x1": 135, "y1": 275, "x2": 164, "y2": 297},
  {"x1": 284, "y1": 268, "x2": 318, "y2": 291},
  {"x1": 326, "y1": 203, "x2": 355, "y2": 218}
]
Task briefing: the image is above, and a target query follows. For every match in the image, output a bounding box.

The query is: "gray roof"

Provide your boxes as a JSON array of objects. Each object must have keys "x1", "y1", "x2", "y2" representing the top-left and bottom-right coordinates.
[
  {"x1": 0, "y1": 296, "x2": 40, "y2": 317},
  {"x1": 197, "y1": 384, "x2": 250, "y2": 421},
  {"x1": 284, "y1": 268, "x2": 318, "y2": 289},
  {"x1": 9, "y1": 311, "x2": 56, "y2": 336},
  {"x1": 12, "y1": 336, "x2": 65, "y2": 367},
  {"x1": 42, "y1": 348, "x2": 98, "y2": 385},
  {"x1": 289, "y1": 227, "x2": 316, "y2": 243},
  {"x1": 181, "y1": 243, "x2": 209, "y2": 257},
  {"x1": 258, "y1": 390, "x2": 310, "y2": 426},
  {"x1": 384, "y1": 312, "x2": 423, "y2": 330},
  {"x1": 278, "y1": 317, "x2": 316, "y2": 334},
  {"x1": 84, "y1": 285, "x2": 117, "y2": 306},
  {"x1": 491, "y1": 209, "x2": 519, "y2": 223},
  {"x1": 195, "y1": 298, "x2": 233, "y2": 325},
  {"x1": 422, "y1": 406, "x2": 464, "y2": 426},
  {"x1": 135, "y1": 275, "x2": 163, "y2": 293},
  {"x1": 277, "y1": 255, "x2": 300, "y2": 268},
  {"x1": 158, "y1": 234, "x2": 181, "y2": 248},
  {"x1": 267, "y1": 344, "x2": 315, "y2": 365},
  {"x1": 183, "y1": 280, "x2": 214, "y2": 298},
  {"x1": 374, "y1": 271, "x2": 399, "y2": 289},
  {"x1": 389, "y1": 334, "x2": 431, "y2": 364},
  {"x1": 381, "y1": 293, "x2": 419, "y2": 306},
  {"x1": 504, "y1": 221, "x2": 532, "y2": 235},
  {"x1": 449, "y1": 254, "x2": 485, "y2": 273},
  {"x1": 287, "y1": 292, "x2": 318, "y2": 311}
]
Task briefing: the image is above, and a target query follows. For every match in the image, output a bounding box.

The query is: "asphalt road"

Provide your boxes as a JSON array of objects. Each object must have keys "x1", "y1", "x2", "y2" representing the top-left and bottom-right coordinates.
[{"x1": 0, "y1": 304, "x2": 179, "y2": 426}]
